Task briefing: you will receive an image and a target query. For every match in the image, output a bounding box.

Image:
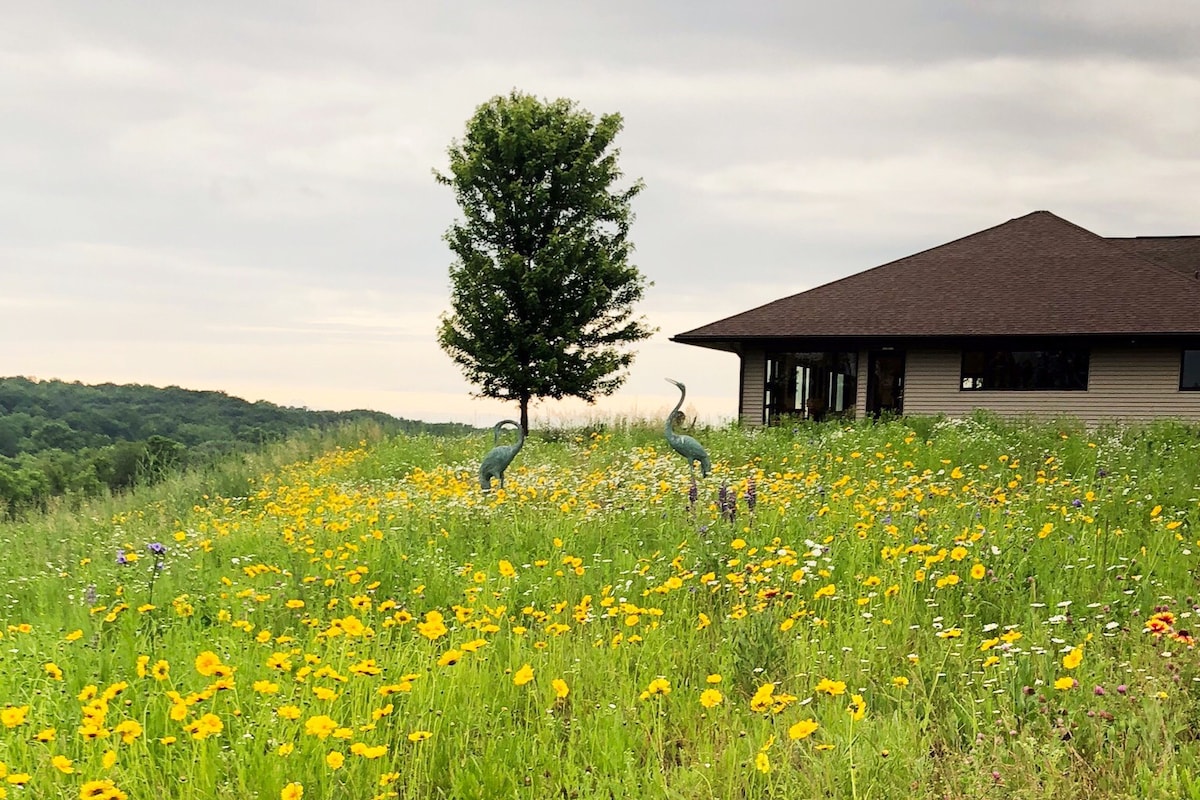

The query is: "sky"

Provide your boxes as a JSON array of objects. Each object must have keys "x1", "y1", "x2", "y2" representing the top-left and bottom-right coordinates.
[{"x1": 3, "y1": 1, "x2": 1199, "y2": 427}]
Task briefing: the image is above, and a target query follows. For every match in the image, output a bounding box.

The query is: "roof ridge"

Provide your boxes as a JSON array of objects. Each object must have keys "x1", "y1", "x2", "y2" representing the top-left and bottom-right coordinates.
[
  {"x1": 672, "y1": 210, "x2": 1200, "y2": 343},
  {"x1": 1001, "y1": 210, "x2": 1200, "y2": 286},
  {"x1": 742, "y1": 211, "x2": 1061, "y2": 309},
  {"x1": 674, "y1": 211, "x2": 1058, "y2": 338},
  {"x1": 801, "y1": 210, "x2": 1055, "y2": 294},
  {"x1": 1108, "y1": 235, "x2": 1200, "y2": 241},
  {"x1": 1064, "y1": 219, "x2": 1200, "y2": 285}
]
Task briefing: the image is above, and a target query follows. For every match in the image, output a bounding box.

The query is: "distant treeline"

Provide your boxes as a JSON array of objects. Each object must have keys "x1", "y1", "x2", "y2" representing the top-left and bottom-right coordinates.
[{"x1": 0, "y1": 376, "x2": 475, "y2": 515}]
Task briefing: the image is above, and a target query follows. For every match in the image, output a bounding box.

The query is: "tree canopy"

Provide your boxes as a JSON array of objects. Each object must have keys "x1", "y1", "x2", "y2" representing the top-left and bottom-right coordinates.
[
  {"x1": 0, "y1": 376, "x2": 475, "y2": 516},
  {"x1": 436, "y1": 90, "x2": 655, "y2": 432}
]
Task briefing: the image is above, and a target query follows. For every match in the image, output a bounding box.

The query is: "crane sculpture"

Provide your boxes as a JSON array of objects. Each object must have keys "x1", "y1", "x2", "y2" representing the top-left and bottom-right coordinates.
[
  {"x1": 480, "y1": 419, "x2": 525, "y2": 491},
  {"x1": 664, "y1": 378, "x2": 711, "y2": 477}
]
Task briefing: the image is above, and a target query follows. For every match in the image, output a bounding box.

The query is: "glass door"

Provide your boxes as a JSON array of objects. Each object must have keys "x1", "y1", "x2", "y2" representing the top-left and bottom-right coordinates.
[{"x1": 867, "y1": 351, "x2": 905, "y2": 416}]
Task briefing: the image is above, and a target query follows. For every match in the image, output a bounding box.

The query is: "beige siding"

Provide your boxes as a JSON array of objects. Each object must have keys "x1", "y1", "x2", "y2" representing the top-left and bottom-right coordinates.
[
  {"x1": 904, "y1": 347, "x2": 1200, "y2": 425},
  {"x1": 855, "y1": 348, "x2": 869, "y2": 419},
  {"x1": 740, "y1": 349, "x2": 767, "y2": 426}
]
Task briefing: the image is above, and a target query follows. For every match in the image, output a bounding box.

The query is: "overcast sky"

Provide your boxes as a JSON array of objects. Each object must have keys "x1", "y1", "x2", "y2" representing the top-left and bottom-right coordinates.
[{"x1": 3, "y1": 1, "x2": 1198, "y2": 426}]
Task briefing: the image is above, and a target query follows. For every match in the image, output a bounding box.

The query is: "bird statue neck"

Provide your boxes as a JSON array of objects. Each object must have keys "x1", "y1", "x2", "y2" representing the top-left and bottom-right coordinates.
[
  {"x1": 493, "y1": 420, "x2": 525, "y2": 450},
  {"x1": 666, "y1": 386, "x2": 685, "y2": 440}
]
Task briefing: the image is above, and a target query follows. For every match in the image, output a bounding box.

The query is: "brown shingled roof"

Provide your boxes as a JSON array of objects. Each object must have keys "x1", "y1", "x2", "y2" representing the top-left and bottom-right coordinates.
[
  {"x1": 673, "y1": 211, "x2": 1200, "y2": 347},
  {"x1": 1105, "y1": 236, "x2": 1200, "y2": 279}
]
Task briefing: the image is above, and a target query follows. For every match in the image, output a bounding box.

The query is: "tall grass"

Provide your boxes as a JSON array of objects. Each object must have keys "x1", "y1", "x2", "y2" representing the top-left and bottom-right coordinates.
[{"x1": 0, "y1": 415, "x2": 1197, "y2": 799}]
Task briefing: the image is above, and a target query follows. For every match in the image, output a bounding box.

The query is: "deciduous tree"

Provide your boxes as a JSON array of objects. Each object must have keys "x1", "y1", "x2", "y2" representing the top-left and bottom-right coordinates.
[{"x1": 436, "y1": 90, "x2": 654, "y2": 432}]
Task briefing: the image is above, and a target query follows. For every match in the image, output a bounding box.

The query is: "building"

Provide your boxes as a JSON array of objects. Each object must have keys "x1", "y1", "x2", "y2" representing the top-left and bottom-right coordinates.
[{"x1": 672, "y1": 211, "x2": 1200, "y2": 426}]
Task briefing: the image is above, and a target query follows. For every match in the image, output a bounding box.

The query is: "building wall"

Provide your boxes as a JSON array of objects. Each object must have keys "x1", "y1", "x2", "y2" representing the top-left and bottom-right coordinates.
[
  {"x1": 740, "y1": 348, "x2": 767, "y2": 426},
  {"x1": 904, "y1": 346, "x2": 1200, "y2": 424},
  {"x1": 855, "y1": 348, "x2": 869, "y2": 419},
  {"x1": 737, "y1": 346, "x2": 1200, "y2": 426}
]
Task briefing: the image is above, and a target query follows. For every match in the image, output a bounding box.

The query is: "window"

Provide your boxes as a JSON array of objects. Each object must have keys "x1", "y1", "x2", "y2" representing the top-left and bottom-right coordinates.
[
  {"x1": 961, "y1": 348, "x2": 1089, "y2": 391},
  {"x1": 765, "y1": 352, "x2": 858, "y2": 422},
  {"x1": 1183, "y1": 350, "x2": 1200, "y2": 391}
]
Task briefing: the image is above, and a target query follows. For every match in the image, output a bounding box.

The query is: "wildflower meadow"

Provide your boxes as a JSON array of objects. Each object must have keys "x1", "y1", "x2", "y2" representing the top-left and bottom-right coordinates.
[{"x1": 0, "y1": 414, "x2": 1198, "y2": 799}]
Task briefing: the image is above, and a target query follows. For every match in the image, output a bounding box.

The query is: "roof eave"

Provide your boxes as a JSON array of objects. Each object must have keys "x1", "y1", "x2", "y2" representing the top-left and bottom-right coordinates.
[{"x1": 672, "y1": 331, "x2": 1200, "y2": 350}]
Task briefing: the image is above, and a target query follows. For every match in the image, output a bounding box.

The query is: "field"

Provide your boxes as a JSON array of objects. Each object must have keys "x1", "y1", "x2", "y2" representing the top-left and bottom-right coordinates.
[{"x1": 0, "y1": 415, "x2": 1198, "y2": 800}]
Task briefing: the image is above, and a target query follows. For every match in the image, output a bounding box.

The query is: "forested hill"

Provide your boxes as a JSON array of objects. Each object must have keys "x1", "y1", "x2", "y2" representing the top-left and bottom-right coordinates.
[{"x1": 0, "y1": 376, "x2": 475, "y2": 514}]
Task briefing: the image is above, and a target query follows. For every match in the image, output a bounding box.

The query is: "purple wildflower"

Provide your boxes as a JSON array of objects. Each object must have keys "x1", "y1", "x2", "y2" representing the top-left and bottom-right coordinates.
[
  {"x1": 718, "y1": 483, "x2": 736, "y2": 523},
  {"x1": 116, "y1": 549, "x2": 128, "y2": 566}
]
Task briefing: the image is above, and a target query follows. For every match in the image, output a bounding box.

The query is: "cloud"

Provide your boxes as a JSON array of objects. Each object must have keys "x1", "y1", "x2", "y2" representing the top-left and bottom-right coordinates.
[{"x1": 3, "y1": 2, "x2": 1198, "y2": 425}]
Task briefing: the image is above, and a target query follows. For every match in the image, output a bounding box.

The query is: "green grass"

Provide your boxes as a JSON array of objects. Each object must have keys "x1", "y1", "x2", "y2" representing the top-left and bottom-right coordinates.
[{"x1": 0, "y1": 414, "x2": 1198, "y2": 799}]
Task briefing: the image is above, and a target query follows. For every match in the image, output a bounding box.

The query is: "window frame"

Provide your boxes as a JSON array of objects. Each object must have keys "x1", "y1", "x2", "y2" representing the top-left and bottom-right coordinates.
[
  {"x1": 959, "y1": 347, "x2": 1090, "y2": 392},
  {"x1": 1182, "y1": 349, "x2": 1200, "y2": 391},
  {"x1": 764, "y1": 350, "x2": 859, "y2": 422}
]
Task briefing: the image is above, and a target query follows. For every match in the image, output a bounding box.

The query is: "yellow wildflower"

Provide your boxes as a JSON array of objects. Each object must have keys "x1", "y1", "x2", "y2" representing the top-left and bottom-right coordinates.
[
  {"x1": 847, "y1": 694, "x2": 867, "y2": 722},
  {"x1": 788, "y1": 718, "x2": 819, "y2": 740},
  {"x1": 1062, "y1": 647, "x2": 1083, "y2": 670},
  {"x1": 513, "y1": 664, "x2": 534, "y2": 686}
]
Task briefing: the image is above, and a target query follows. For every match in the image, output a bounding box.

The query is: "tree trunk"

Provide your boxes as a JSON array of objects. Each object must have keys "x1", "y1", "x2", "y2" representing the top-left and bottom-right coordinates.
[{"x1": 519, "y1": 395, "x2": 530, "y2": 436}]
